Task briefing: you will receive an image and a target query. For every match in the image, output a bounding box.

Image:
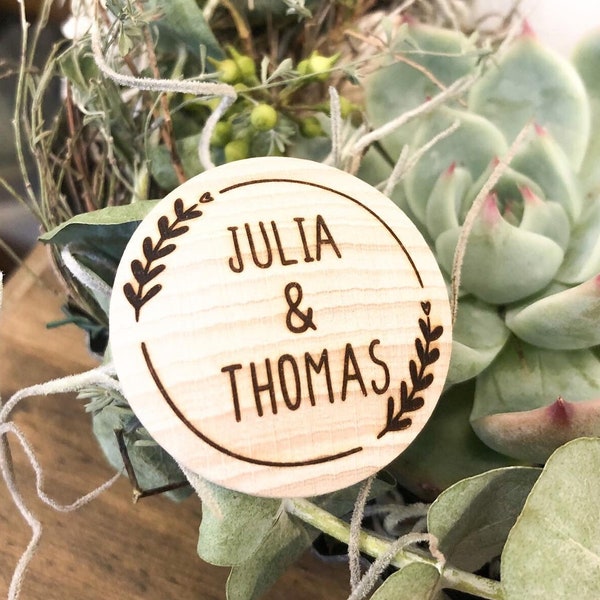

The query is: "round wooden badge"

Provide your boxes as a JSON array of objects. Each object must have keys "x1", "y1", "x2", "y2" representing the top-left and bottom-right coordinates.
[{"x1": 110, "y1": 157, "x2": 452, "y2": 497}]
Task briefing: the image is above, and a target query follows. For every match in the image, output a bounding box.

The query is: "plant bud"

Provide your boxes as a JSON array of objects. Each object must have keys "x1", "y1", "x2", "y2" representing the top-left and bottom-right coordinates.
[
  {"x1": 250, "y1": 104, "x2": 278, "y2": 131},
  {"x1": 224, "y1": 138, "x2": 249, "y2": 162},
  {"x1": 216, "y1": 58, "x2": 242, "y2": 84},
  {"x1": 210, "y1": 121, "x2": 233, "y2": 147}
]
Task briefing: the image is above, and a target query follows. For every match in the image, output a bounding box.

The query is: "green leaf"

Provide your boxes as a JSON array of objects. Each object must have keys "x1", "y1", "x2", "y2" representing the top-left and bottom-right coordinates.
[
  {"x1": 501, "y1": 438, "x2": 600, "y2": 599},
  {"x1": 573, "y1": 31, "x2": 600, "y2": 196},
  {"x1": 389, "y1": 381, "x2": 518, "y2": 501},
  {"x1": 428, "y1": 466, "x2": 540, "y2": 572},
  {"x1": 148, "y1": 133, "x2": 204, "y2": 190},
  {"x1": 315, "y1": 474, "x2": 394, "y2": 518},
  {"x1": 506, "y1": 276, "x2": 600, "y2": 349},
  {"x1": 91, "y1": 402, "x2": 189, "y2": 501},
  {"x1": 436, "y1": 196, "x2": 564, "y2": 304},
  {"x1": 517, "y1": 187, "x2": 570, "y2": 251},
  {"x1": 469, "y1": 32, "x2": 590, "y2": 169},
  {"x1": 371, "y1": 563, "x2": 445, "y2": 600},
  {"x1": 404, "y1": 108, "x2": 508, "y2": 225},
  {"x1": 448, "y1": 296, "x2": 510, "y2": 384},
  {"x1": 426, "y1": 165, "x2": 472, "y2": 241},
  {"x1": 557, "y1": 199, "x2": 600, "y2": 285},
  {"x1": 226, "y1": 511, "x2": 312, "y2": 600},
  {"x1": 365, "y1": 23, "x2": 479, "y2": 158},
  {"x1": 147, "y1": 0, "x2": 223, "y2": 59},
  {"x1": 40, "y1": 201, "x2": 158, "y2": 249},
  {"x1": 197, "y1": 481, "x2": 280, "y2": 566},
  {"x1": 509, "y1": 126, "x2": 582, "y2": 224},
  {"x1": 471, "y1": 338, "x2": 600, "y2": 462}
]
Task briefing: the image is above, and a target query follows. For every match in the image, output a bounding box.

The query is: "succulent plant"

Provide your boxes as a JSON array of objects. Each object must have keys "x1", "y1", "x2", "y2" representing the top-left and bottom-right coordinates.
[{"x1": 362, "y1": 20, "x2": 600, "y2": 487}]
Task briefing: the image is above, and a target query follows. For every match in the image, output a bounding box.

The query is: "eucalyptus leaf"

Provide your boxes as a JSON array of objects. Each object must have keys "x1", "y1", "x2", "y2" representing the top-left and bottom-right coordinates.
[
  {"x1": 226, "y1": 511, "x2": 312, "y2": 600},
  {"x1": 92, "y1": 402, "x2": 189, "y2": 501},
  {"x1": 501, "y1": 438, "x2": 600, "y2": 599},
  {"x1": 147, "y1": 0, "x2": 223, "y2": 59},
  {"x1": 149, "y1": 133, "x2": 205, "y2": 190},
  {"x1": 40, "y1": 201, "x2": 158, "y2": 251},
  {"x1": 197, "y1": 482, "x2": 280, "y2": 567},
  {"x1": 371, "y1": 562, "x2": 446, "y2": 600},
  {"x1": 428, "y1": 466, "x2": 540, "y2": 572}
]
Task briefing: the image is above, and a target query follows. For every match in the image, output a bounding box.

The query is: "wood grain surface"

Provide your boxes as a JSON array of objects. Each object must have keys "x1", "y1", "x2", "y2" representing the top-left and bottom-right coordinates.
[
  {"x1": 0, "y1": 246, "x2": 350, "y2": 599},
  {"x1": 110, "y1": 157, "x2": 452, "y2": 498}
]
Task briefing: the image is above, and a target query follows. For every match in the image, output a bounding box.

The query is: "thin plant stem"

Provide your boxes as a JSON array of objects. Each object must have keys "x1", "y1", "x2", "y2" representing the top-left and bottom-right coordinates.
[
  {"x1": 134, "y1": 0, "x2": 186, "y2": 185},
  {"x1": 285, "y1": 498, "x2": 504, "y2": 600},
  {"x1": 450, "y1": 121, "x2": 532, "y2": 323}
]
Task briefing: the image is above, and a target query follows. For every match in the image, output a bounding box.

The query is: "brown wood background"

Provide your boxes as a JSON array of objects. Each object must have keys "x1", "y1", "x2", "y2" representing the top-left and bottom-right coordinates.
[{"x1": 0, "y1": 247, "x2": 350, "y2": 599}]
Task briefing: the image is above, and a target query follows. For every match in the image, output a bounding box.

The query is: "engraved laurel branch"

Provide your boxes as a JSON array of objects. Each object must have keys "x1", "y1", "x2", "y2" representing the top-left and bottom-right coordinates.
[
  {"x1": 124, "y1": 197, "x2": 204, "y2": 322},
  {"x1": 377, "y1": 301, "x2": 443, "y2": 439}
]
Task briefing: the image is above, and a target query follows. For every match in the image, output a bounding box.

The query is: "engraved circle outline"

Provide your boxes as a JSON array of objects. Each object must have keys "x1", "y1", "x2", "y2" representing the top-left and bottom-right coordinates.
[{"x1": 139, "y1": 177, "x2": 427, "y2": 467}]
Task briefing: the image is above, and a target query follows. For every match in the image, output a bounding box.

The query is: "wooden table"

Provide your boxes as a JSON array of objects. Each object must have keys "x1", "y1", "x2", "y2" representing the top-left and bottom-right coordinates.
[{"x1": 0, "y1": 246, "x2": 350, "y2": 599}]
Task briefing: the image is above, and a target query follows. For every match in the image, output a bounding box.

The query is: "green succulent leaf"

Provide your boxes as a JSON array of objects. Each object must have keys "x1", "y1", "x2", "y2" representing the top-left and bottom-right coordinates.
[
  {"x1": 436, "y1": 196, "x2": 564, "y2": 304},
  {"x1": 557, "y1": 199, "x2": 600, "y2": 284},
  {"x1": 389, "y1": 381, "x2": 517, "y2": 501},
  {"x1": 506, "y1": 276, "x2": 600, "y2": 349},
  {"x1": 460, "y1": 162, "x2": 543, "y2": 225},
  {"x1": 471, "y1": 338, "x2": 600, "y2": 462},
  {"x1": 365, "y1": 23, "x2": 479, "y2": 157},
  {"x1": 426, "y1": 165, "x2": 472, "y2": 241},
  {"x1": 501, "y1": 438, "x2": 600, "y2": 599},
  {"x1": 226, "y1": 511, "x2": 312, "y2": 600},
  {"x1": 448, "y1": 296, "x2": 510, "y2": 384},
  {"x1": 573, "y1": 30, "x2": 600, "y2": 196},
  {"x1": 370, "y1": 562, "x2": 445, "y2": 600},
  {"x1": 197, "y1": 481, "x2": 280, "y2": 567},
  {"x1": 405, "y1": 108, "x2": 508, "y2": 225},
  {"x1": 517, "y1": 186, "x2": 570, "y2": 251},
  {"x1": 428, "y1": 466, "x2": 540, "y2": 572},
  {"x1": 469, "y1": 31, "x2": 590, "y2": 169},
  {"x1": 510, "y1": 126, "x2": 582, "y2": 223}
]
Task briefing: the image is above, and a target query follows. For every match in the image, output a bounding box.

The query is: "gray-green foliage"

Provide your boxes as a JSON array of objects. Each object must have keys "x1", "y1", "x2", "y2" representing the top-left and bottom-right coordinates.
[{"x1": 501, "y1": 438, "x2": 600, "y2": 599}]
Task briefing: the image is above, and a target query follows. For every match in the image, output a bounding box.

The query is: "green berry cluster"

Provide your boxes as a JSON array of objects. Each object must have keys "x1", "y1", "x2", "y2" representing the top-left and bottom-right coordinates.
[{"x1": 194, "y1": 47, "x2": 360, "y2": 163}]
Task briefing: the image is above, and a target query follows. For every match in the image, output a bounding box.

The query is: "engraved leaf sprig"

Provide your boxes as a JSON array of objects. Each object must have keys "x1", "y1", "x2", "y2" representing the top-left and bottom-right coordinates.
[
  {"x1": 377, "y1": 301, "x2": 443, "y2": 439},
  {"x1": 124, "y1": 197, "x2": 204, "y2": 321}
]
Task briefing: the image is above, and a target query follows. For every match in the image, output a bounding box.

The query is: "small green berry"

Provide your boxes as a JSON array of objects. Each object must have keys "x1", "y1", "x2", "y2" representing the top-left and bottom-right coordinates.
[
  {"x1": 304, "y1": 51, "x2": 340, "y2": 82},
  {"x1": 210, "y1": 121, "x2": 233, "y2": 147},
  {"x1": 339, "y1": 96, "x2": 355, "y2": 119},
  {"x1": 218, "y1": 59, "x2": 242, "y2": 84},
  {"x1": 297, "y1": 59, "x2": 310, "y2": 76},
  {"x1": 300, "y1": 116, "x2": 324, "y2": 138},
  {"x1": 224, "y1": 139, "x2": 249, "y2": 162},
  {"x1": 226, "y1": 46, "x2": 257, "y2": 83},
  {"x1": 237, "y1": 55, "x2": 257, "y2": 81},
  {"x1": 250, "y1": 104, "x2": 278, "y2": 131}
]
